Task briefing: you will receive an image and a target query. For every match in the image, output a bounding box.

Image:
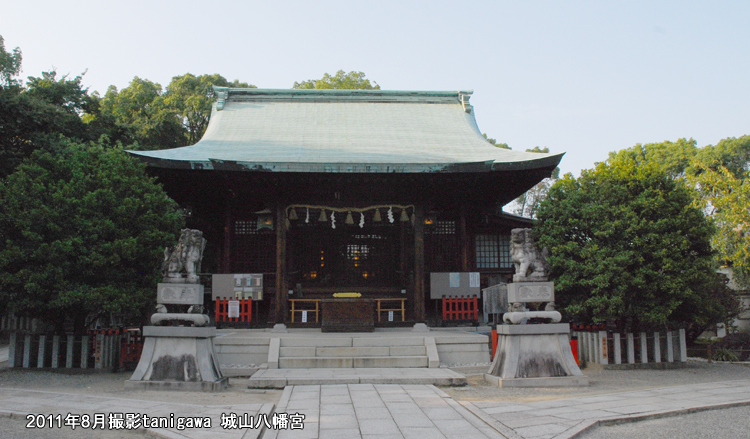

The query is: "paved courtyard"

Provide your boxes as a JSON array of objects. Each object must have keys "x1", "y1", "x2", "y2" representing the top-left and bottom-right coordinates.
[{"x1": 1, "y1": 376, "x2": 750, "y2": 438}]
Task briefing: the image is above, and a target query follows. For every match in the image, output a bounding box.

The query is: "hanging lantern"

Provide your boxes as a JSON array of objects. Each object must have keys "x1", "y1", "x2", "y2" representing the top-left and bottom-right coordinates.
[
  {"x1": 288, "y1": 207, "x2": 298, "y2": 220},
  {"x1": 399, "y1": 209, "x2": 409, "y2": 222},
  {"x1": 373, "y1": 209, "x2": 382, "y2": 222},
  {"x1": 318, "y1": 209, "x2": 328, "y2": 222},
  {"x1": 345, "y1": 211, "x2": 354, "y2": 225},
  {"x1": 255, "y1": 208, "x2": 274, "y2": 231}
]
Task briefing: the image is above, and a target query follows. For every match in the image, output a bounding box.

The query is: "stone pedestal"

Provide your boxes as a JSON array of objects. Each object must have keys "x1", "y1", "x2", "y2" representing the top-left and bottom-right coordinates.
[
  {"x1": 485, "y1": 323, "x2": 588, "y2": 387},
  {"x1": 126, "y1": 326, "x2": 228, "y2": 391}
]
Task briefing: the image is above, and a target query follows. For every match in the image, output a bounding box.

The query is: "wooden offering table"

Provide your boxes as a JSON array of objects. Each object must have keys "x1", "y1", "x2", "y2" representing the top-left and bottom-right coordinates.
[{"x1": 321, "y1": 298, "x2": 375, "y2": 332}]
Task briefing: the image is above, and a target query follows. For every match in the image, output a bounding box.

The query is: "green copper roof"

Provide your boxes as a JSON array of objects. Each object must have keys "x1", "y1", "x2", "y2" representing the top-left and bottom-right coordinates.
[{"x1": 128, "y1": 88, "x2": 564, "y2": 173}]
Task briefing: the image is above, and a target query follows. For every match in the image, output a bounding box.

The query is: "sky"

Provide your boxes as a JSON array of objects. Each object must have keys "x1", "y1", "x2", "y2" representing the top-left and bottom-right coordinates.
[{"x1": 2, "y1": 0, "x2": 749, "y2": 176}]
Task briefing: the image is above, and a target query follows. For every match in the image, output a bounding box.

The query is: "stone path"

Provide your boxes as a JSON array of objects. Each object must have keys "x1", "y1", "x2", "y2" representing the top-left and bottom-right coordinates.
[
  {"x1": 466, "y1": 379, "x2": 750, "y2": 439},
  {"x1": 265, "y1": 383, "x2": 505, "y2": 439},
  {"x1": 1, "y1": 379, "x2": 750, "y2": 438},
  {"x1": 0, "y1": 388, "x2": 274, "y2": 439}
]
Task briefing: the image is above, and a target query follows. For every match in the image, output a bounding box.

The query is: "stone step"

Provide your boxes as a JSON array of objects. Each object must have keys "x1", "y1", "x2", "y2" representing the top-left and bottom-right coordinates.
[
  {"x1": 278, "y1": 336, "x2": 427, "y2": 348},
  {"x1": 278, "y1": 355, "x2": 429, "y2": 369},
  {"x1": 279, "y1": 345, "x2": 427, "y2": 358}
]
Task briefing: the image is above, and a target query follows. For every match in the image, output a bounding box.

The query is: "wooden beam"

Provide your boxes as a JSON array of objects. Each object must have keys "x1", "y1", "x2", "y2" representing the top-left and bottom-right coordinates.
[
  {"x1": 413, "y1": 204, "x2": 425, "y2": 322},
  {"x1": 459, "y1": 208, "x2": 470, "y2": 271},
  {"x1": 275, "y1": 203, "x2": 288, "y2": 323},
  {"x1": 222, "y1": 200, "x2": 232, "y2": 273}
]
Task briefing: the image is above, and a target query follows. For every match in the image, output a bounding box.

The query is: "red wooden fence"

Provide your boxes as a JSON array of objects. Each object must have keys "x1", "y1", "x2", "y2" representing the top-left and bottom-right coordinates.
[
  {"x1": 442, "y1": 295, "x2": 479, "y2": 321},
  {"x1": 215, "y1": 298, "x2": 253, "y2": 323}
]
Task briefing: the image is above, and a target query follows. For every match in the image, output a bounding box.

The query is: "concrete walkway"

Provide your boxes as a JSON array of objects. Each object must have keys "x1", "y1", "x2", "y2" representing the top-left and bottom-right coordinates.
[
  {"x1": 466, "y1": 379, "x2": 750, "y2": 439},
  {"x1": 1, "y1": 379, "x2": 749, "y2": 438}
]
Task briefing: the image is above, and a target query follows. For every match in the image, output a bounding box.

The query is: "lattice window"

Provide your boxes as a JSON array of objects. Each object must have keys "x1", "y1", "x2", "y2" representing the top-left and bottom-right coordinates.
[
  {"x1": 234, "y1": 220, "x2": 258, "y2": 235},
  {"x1": 475, "y1": 234, "x2": 512, "y2": 269},
  {"x1": 232, "y1": 219, "x2": 274, "y2": 272},
  {"x1": 426, "y1": 220, "x2": 456, "y2": 235}
]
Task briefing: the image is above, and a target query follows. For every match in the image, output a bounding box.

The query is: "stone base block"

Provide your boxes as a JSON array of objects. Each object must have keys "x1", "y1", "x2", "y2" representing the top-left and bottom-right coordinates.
[
  {"x1": 486, "y1": 323, "x2": 588, "y2": 387},
  {"x1": 484, "y1": 374, "x2": 589, "y2": 387},
  {"x1": 127, "y1": 326, "x2": 227, "y2": 392}
]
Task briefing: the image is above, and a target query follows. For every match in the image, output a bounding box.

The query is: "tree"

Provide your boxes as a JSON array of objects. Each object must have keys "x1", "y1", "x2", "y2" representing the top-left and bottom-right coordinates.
[
  {"x1": 0, "y1": 35, "x2": 22, "y2": 87},
  {"x1": 161, "y1": 73, "x2": 254, "y2": 144},
  {"x1": 535, "y1": 153, "x2": 737, "y2": 336},
  {"x1": 93, "y1": 73, "x2": 254, "y2": 149},
  {"x1": 511, "y1": 147, "x2": 559, "y2": 218},
  {"x1": 0, "y1": 137, "x2": 184, "y2": 332},
  {"x1": 689, "y1": 135, "x2": 750, "y2": 287},
  {"x1": 293, "y1": 70, "x2": 380, "y2": 90},
  {"x1": 0, "y1": 69, "x2": 98, "y2": 178},
  {"x1": 608, "y1": 138, "x2": 698, "y2": 179},
  {"x1": 482, "y1": 133, "x2": 511, "y2": 150}
]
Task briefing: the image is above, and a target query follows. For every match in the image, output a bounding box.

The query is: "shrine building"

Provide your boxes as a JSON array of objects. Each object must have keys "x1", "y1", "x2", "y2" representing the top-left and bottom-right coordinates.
[{"x1": 129, "y1": 88, "x2": 563, "y2": 327}]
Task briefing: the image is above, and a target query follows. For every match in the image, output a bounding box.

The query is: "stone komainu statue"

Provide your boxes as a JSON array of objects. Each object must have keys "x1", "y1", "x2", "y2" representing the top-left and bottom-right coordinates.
[
  {"x1": 510, "y1": 228, "x2": 549, "y2": 282},
  {"x1": 161, "y1": 229, "x2": 207, "y2": 284}
]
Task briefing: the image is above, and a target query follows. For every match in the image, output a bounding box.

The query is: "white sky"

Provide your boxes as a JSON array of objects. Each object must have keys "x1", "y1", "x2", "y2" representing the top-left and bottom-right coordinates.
[{"x1": 2, "y1": 0, "x2": 748, "y2": 176}]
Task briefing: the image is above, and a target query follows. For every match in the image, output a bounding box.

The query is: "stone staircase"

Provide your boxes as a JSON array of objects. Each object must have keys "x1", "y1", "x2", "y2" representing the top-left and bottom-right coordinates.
[{"x1": 268, "y1": 336, "x2": 439, "y2": 369}]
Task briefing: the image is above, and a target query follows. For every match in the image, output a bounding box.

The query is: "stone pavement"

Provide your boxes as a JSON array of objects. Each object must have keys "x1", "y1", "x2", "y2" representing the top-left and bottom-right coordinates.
[
  {"x1": 465, "y1": 379, "x2": 750, "y2": 439},
  {"x1": 0, "y1": 388, "x2": 274, "y2": 439},
  {"x1": 1, "y1": 379, "x2": 749, "y2": 438},
  {"x1": 265, "y1": 384, "x2": 505, "y2": 439}
]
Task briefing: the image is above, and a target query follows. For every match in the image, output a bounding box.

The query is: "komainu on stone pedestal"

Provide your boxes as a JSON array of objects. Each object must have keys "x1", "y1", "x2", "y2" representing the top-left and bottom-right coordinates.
[
  {"x1": 128, "y1": 229, "x2": 226, "y2": 391},
  {"x1": 510, "y1": 228, "x2": 549, "y2": 283},
  {"x1": 162, "y1": 229, "x2": 207, "y2": 284}
]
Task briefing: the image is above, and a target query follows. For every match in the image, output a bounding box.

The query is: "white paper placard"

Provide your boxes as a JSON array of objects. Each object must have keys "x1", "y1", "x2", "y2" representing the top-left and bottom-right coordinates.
[
  {"x1": 469, "y1": 272, "x2": 480, "y2": 288},
  {"x1": 302, "y1": 311, "x2": 308, "y2": 323},
  {"x1": 388, "y1": 311, "x2": 394, "y2": 322},
  {"x1": 228, "y1": 300, "x2": 240, "y2": 318},
  {"x1": 449, "y1": 272, "x2": 460, "y2": 287}
]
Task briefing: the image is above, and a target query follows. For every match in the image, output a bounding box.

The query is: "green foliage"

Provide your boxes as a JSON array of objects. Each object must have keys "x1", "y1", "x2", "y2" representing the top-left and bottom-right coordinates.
[
  {"x1": 0, "y1": 137, "x2": 184, "y2": 331},
  {"x1": 294, "y1": 70, "x2": 380, "y2": 90},
  {"x1": 0, "y1": 70, "x2": 97, "y2": 178},
  {"x1": 93, "y1": 73, "x2": 255, "y2": 149},
  {"x1": 0, "y1": 36, "x2": 22, "y2": 87},
  {"x1": 535, "y1": 152, "x2": 736, "y2": 334},
  {"x1": 608, "y1": 138, "x2": 698, "y2": 179},
  {"x1": 689, "y1": 139, "x2": 750, "y2": 286},
  {"x1": 162, "y1": 73, "x2": 254, "y2": 144},
  {"x1": 712, "y1": 348, "x2": 739, "y2": 362},
  {"x1": 481, "y1": 133, "x2": 511, "y2": 150}
]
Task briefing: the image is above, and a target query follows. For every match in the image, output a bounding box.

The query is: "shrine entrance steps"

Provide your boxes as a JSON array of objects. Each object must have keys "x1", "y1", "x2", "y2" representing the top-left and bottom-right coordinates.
[
  {"x1": 213, "y1": 328, "x2": 490, "y2": 387},
  {"x1": 274, "y1": 336, "x2": 434, "y2": 369}
]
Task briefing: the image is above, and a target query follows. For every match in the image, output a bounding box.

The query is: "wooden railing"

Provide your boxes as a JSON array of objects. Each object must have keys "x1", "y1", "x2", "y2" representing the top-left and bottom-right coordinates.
[
  {"x1": 289, "y1": 299, "x2": 321, "y2": 323},
  {"x1": 375, "y1": 298, "x2": 406, "y2": 322}
]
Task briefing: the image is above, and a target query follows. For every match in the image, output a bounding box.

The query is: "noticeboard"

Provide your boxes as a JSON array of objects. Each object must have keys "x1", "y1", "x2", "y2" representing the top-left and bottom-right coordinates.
[
  {"x1": 429, "y1": 272, "x2": 480, "y2": 299},
  {"x1": 212, "y1": 274, "x2": 263, "y2": 300}
]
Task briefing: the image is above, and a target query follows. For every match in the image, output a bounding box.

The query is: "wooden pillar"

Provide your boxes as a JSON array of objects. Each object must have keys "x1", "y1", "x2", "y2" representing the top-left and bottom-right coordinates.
[
  {"x1": 274, "y1": 203, "x2": 288, "y2": 323},
  {"x1": 413, "y1": 204, "x2": 425, "y2": 322},
  {"x1": 222, "y1": 200, "x2": 232, "y2": 273},
  {"x1": 459, "y1": 208, "x2": 470, "y2": 272}
]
